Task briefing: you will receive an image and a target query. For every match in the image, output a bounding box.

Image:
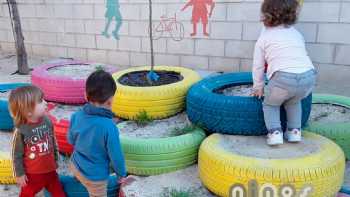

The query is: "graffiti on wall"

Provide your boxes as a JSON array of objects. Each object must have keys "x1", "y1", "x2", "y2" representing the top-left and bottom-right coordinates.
[
  {"x1": 150, "y1": 13, "x2": 185, "y2": 41},
  {"x1": 102, "y1": 0, "x2": 123, "y2": 40},
  {"x1": 181, "y1": 0, "x2": 215, "y2": 37}
]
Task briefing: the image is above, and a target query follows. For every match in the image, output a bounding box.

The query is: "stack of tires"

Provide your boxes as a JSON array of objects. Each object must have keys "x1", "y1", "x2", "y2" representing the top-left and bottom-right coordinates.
[
  {"x1": 32, "y1": 61, "x2": 117, "y2": 155},
  {"x1": 112, "y1": 66, "x2": 205, "y2": 176},
  {"x1": 31, "y1": 61, "x2": 122, "y2": 196},
  {"x1": 41, "y1": 64, "x2": 204, "y2": 196},
  {"x1": 186, "y1": 72, "x2": 346, "y2": 197}
]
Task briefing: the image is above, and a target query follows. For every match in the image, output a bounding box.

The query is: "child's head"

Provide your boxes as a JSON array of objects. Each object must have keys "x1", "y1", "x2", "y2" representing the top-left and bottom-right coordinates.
[
  {"x1": 86, "y1": 70, "x2": 116, "y2": 108},
  {"x1": 9, "y1": 85, "x2": 47, "y2": 126},
  {"x1": 261, "y1": 0, "x2": 299, "y2": 27}
]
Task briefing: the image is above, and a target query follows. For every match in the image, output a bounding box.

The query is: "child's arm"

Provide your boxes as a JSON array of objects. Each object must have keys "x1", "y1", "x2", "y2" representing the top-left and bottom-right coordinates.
[
  {"x1": 52, "y1": 132, "x2": 59, "y2": 162},
  {"x1": 47, "y1": 117, "x2": 59, "y2": 161},
  {"x1": 11, "y1": 130, "x2": 27, "y2": 186},
  {"x1": 252, "y1": 37, "x2": 266, "y2": 97},
  {"x1": 181, "y1": 0, "x2": 193, "y2": 11},
  {"x1": 106, "y1": 126, "x2": 127, "y2": 178},
  {"x1": 208, "y1": 1, "x2": 215, "y2": 17}
]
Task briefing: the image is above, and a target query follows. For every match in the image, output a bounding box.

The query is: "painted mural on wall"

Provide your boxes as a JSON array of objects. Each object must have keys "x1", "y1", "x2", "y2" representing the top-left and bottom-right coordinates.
[
  {"x1": 181, "y1": 0, "x2": 215, "y2": 37},
  {"x1": 102, "y1": 0, "x2": 123, "y2": 40},
  {"x1": 151, "y1": 13, "x2": 185, "y2": 41}
]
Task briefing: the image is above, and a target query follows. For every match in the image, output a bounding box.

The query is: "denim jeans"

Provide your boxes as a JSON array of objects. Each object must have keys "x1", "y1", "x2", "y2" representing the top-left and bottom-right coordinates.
[{"x1": 263, "y1": 69, "x2": 317, "y2": 133}]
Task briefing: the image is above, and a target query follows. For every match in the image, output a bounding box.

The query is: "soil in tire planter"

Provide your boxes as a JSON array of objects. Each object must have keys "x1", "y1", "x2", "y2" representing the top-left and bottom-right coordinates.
[
  {"x1": 310, "y1": 104, "x2": 350, "y2": 123},
  {"x1": 118, "y1": 113, "x2": 193, "y2": 138},
  {"x1": 214, "y1": 84, "x2": 253, "y2": 97},
  {"x1": 118, "y1": 70, "x2": 184, "y2": 87},
  {"x1": 47, "y1": 64, "x2": 106, "y2": 80},
  {"x1": 220, "y1": 135, "x2": 320, "y2": 159},
  {"x1": 49, "y1": 104, "x2": 83, "y2": 121}
]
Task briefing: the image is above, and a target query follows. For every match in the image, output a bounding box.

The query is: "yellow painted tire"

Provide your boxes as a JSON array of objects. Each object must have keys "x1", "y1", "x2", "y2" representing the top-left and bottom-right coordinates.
[
  {"x1": 112, "y1": 66, "x2": 201, "y2": 120},
  {"x1": 198, "y1": 132, "x2": 345, "y2": 197},
  {"x1": 0, "y1": 153, "x2": 15, "y2": 184}
]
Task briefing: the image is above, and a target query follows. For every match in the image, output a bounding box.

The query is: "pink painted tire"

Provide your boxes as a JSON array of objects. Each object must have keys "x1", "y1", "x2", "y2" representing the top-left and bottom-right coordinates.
[{"x1": 31, "y1": 61, "x2": 117, "y2": 104}]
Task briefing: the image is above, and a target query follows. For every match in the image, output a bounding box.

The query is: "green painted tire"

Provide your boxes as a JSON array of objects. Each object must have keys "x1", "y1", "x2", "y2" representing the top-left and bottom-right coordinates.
[
  {"x1": 306, "y1": 94, "x2": 350, "y2": 159},
  {"x1": 118, "y1": 125, "x2": 206, "y2": 176}
]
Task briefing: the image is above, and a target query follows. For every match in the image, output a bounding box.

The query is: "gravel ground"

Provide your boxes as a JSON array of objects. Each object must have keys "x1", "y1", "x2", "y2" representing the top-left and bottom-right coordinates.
[{"x1": 310, "y1": 104, "x2": 350, "y2": 123}]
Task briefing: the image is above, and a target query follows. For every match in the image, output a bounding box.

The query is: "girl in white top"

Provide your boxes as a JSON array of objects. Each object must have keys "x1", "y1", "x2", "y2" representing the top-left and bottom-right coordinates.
[{"x1": 251, "y1": 0, "x2": 316, "y2": 146}]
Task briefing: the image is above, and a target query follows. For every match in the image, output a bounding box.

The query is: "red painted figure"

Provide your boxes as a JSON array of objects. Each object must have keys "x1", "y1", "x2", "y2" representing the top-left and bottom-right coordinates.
[{"x1": 181, "y1": 0, "x2": 215, "y2": 37}]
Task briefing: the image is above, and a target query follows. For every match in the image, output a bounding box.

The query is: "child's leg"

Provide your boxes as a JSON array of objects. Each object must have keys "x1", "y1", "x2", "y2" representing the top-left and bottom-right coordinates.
[
  {"x1": 284, "y1": 99, "x2": 302, "y2": 130},
  {"x1": 69, "y1": 162, "x2": 108, "y2": 197},
  {"x1": 45, "y1": 171, "x2": 66, "y2": 197},
  {"x1": 284, "y1": 70, "x2": 316, "y2": 131},
  {"x1": 263, "y1": 82, "x2": 291, "y2": 132},
  {"x1": 19, "y1": 174, "x2": 46, "y2": 197}
]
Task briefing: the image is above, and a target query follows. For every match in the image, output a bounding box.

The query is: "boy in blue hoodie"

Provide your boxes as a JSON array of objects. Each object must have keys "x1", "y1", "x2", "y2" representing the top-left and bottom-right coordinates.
[{"x1": 67, "y1": 70, "x2": 126, "y2": 196}]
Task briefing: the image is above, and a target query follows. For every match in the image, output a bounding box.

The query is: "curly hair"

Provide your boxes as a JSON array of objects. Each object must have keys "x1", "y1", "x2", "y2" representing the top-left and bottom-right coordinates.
[{"x1": 261, "y1": 0, "x2": 300, "y2": 27}]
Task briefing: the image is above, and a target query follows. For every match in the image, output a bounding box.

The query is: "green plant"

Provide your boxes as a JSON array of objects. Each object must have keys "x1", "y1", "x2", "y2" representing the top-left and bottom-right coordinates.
[
  {"x1": 159, "y1": 187, "x2": 198, "y2": 197},
  {"x1": 135, "y1": 110, "x2": 153, "y2": 125},
  {"x1": 95, "y1": 65, "x2": 105, "y2": 71},
  {"x1": 170, "y1": 124, "x2": 197, "y2": 137}
]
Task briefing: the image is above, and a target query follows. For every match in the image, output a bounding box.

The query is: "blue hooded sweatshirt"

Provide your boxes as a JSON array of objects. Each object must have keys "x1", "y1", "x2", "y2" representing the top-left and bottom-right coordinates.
[{"x1": 67, "y1": 103, "x2": 126, "y2": 181}]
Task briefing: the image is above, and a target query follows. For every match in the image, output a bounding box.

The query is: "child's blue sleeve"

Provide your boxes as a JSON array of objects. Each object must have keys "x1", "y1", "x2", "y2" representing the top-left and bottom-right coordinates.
[
  {"x1": 67, "y1": 113, "x2": 76, "y2": 145},
  {"x1": 106, "y1": 126, "x2": 127, "y2": 178}
]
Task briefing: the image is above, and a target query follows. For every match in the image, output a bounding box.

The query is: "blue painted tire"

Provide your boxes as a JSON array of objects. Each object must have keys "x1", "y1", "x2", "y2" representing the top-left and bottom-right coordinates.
[
  {"x1": 45, "y1": 175, "x2": 119, "y2": 197},
  {"x1": 186, "y1": 72, "x2": 312, "y2": 135},
  {"x1": 0, "y1": 83, "x2": 29, "y2": 131},
  {"x1": 341, "y1": 186, "x2": 350, "y2": 195}
]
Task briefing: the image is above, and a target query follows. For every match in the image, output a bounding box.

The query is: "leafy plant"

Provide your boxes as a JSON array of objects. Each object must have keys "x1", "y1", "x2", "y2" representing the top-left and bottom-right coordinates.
[
  {"x1": 160, "y1": 187, "x2": 198, "y2": 197},
  {"x1": 170, "y1": 124, "x2": 197, "y2": 137},
  {"x1": 95, "y1": 65, "x2": 105, "y2": 71},
  {"x1": 135, "y1": 110, "x2": 153, "y2": 125}
]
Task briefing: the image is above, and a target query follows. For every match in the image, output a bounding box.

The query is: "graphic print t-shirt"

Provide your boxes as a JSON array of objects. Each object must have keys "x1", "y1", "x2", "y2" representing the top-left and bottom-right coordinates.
[{"x1": 12, "y1": 116, "x2": 58, "y2": 177}]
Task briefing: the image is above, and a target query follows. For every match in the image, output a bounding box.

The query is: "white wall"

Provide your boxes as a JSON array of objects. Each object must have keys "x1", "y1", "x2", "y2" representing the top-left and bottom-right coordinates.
[{"x1": 0, "y1": 0, "x2": 349, "y2": 73}]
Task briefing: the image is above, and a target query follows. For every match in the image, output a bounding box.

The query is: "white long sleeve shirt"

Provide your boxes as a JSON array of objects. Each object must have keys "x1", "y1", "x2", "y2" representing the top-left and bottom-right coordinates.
[{"x1": 252, "y1": 25, "x2": 314, "y2": 89}]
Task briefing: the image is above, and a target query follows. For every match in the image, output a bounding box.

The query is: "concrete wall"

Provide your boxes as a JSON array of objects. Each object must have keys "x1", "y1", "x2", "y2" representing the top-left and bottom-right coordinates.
[{"x1": 0, "y1": 0, "x2": 349, "y2": 75}]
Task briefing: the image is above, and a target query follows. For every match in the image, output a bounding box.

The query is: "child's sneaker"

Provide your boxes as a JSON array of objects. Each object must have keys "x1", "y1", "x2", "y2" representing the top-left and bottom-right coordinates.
[
  {"x1": 267, "y1": 130, "x2": 283, "y2": 146},
  {"x1": 284, "y1": 129, "x2": 302, "y2": 142}
]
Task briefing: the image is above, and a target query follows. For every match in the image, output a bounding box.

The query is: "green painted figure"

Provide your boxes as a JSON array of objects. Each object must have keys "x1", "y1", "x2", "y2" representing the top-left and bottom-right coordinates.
[{"x1": 102, "y1": 0, "x2": 122, "y2": 40}]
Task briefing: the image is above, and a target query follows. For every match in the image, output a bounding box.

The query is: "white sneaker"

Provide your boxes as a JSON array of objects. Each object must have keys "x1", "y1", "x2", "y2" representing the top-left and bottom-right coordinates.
[
  {"x1": 285, "y1": 129, "x2": 302, "y2": 142},
  {"x1": 267, "y1": 131, "x2": 284, "y2": 146}
]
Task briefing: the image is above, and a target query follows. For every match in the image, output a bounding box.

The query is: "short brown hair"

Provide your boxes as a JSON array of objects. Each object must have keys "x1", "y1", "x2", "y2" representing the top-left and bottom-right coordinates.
[
  {"x1": 8, "y1": 85, "x2": 44, "y2": 126},
  {"x1": 261, "y1": 0, "x2": 299, "y2": 27},
  {"x1": 86, "y1": 70, "x2": 116, "y2": 104}
]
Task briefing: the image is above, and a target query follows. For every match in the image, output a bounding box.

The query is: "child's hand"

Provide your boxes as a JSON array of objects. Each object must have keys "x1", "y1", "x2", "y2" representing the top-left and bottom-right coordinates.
[
  {"x1": 251, "y1": 88, "x2": 264, "y2": 99},
  {"x1": 16, "y1": 175, "x2": 28, "y2": 187},
  {"x1": 119, "y1": 176, "x2": 136, "y2": 186}
]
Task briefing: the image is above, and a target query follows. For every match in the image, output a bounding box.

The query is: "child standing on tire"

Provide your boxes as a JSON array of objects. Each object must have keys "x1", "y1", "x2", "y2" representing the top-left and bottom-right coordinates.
[
  {"x1": 9, "y1": 85, "x2": 66, "y2": 197},
  {"x1": 67, "y1": 70, "x2": 127, "y2": 196},
  {"x1": 251, "y1": 0, "x2": 316, "y2": 146}
]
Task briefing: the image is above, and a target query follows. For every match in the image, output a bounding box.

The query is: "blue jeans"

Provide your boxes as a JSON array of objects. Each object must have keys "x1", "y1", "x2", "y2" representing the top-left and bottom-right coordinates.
[{"x1": 263, "y1": 69, "x2": 317, "y2": 133}]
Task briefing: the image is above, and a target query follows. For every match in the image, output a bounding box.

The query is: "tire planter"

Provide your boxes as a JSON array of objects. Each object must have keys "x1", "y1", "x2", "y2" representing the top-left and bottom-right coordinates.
[
  {"x1": 47, "y1": 103, "x2": 82, "y2": 155},
  {"x1": 0, "y1": 152, "x2": 15, "y2": 184},
  {"x1": 31, "y1": 61, "x2": 117, "y2": 104},
  {"x1": 112, "y1": 66, "x2": 201, "y2": 120},
  {"x1": 198, "y1": 132, "x2": 345, "y2": 197},
  {"x1": 187, "y1": 72, "x2": 312, "y2": 135},
  {"x1": 0, "y1": 83, "x2": 29, "y2": 131},
  {"x1": 341, "y1": 187, "x2": 350, "y2": 195},
  {"x1": 118, "y1": 123, "x2": 206, "y2": 176},
  {"x1": 44, "y1": 175, "x2": 119, "y2": 197},
  {"x1": 305, "y1": 94, "x2": 350, "y2": 160}
]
